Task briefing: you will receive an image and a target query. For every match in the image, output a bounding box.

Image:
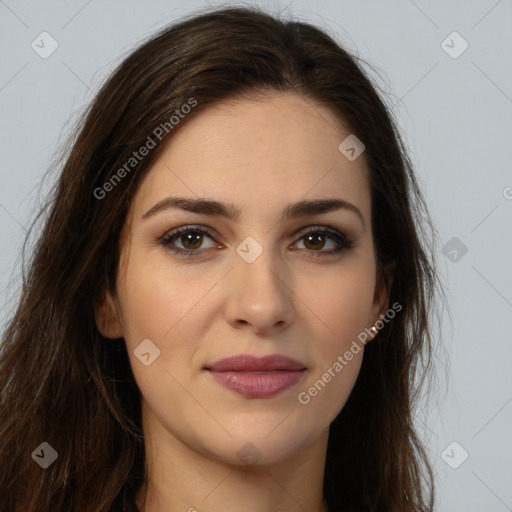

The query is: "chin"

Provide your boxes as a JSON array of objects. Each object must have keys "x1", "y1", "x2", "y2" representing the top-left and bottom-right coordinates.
[{"x1": 197, "y1": 428, "x2": 317, "y2": 468}]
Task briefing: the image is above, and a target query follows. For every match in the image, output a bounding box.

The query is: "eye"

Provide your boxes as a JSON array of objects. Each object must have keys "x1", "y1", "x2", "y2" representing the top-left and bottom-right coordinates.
[
  {"x1": 291, "y1": 226, "x2": 353, "y2": 257},
  {"x1": 159, "y1": 225, "x2": 353, "y2": 258},
  {"x1": 159, "y1": 225, "x2": 221, "y2": 257}
]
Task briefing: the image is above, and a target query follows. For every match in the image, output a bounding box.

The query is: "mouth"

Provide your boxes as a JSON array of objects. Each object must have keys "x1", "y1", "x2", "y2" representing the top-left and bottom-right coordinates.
[{"x1": 204, "y1": 354, "x2": 307, "y2": 398}]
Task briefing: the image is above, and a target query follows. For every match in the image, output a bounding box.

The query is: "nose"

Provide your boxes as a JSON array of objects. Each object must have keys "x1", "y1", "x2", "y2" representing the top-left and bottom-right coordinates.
[{"x1": 223, "y1": 245, "x2": 295, "y2": 335}]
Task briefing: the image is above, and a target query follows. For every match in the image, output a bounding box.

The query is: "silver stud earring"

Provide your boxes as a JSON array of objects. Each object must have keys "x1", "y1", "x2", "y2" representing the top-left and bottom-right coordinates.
[{"x1": 370, "y1": 326, "x2": 378, "y2": 336}]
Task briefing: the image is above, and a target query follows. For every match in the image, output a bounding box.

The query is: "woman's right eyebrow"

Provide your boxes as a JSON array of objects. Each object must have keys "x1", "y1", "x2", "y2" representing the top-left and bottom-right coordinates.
[{"x1": 141, "y1": 196, "x2": 365, "y2": 231}]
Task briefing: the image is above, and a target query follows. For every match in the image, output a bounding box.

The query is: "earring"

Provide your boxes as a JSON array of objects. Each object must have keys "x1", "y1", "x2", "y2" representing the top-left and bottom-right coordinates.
[{"x1": 370, "y1": 326, "x2": 378, "y2": 336}]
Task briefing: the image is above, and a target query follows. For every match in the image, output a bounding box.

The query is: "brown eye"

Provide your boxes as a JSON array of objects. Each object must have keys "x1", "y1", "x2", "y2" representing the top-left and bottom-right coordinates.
[
  {"x1": 303, "y1": 233, "x2": 327, "y2": 251},
  {"x1": 293, "y1": 227, "x2": 353, "y2": 257},
  {"x1": 179, "y1": 232, "x2": 204, "y2": 250},
  {"x1": 160, "y1": 226, "x2": 220, "y2": 257}
]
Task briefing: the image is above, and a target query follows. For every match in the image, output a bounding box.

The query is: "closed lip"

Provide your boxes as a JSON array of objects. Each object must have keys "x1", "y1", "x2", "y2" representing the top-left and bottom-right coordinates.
[{"x1": 205, "y1": 354, "x2": 306, "y2": 372}]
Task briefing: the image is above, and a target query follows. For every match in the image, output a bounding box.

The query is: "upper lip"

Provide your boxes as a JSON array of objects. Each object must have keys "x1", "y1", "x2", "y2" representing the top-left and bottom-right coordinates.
[{"x1": 205, "y1": 354, "x2": 306, "y2": 372}]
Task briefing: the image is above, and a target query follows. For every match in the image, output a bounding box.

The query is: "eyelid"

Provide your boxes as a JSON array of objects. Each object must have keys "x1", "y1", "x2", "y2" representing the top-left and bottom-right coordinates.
[{"x1": 292, "y1": 224, "x2": 344, "y2": 237}]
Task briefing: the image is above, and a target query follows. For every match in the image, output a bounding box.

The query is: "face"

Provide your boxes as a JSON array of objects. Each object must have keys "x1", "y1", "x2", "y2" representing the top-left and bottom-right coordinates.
[{"x1": 95, "y1": 91, "x2": 391, "y2": 467}]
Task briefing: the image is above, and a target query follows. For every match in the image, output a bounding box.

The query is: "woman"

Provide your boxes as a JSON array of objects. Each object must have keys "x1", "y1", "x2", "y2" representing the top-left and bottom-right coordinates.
[{"x1": 0, "y1": 5, "x2": 445, "y2": 511}]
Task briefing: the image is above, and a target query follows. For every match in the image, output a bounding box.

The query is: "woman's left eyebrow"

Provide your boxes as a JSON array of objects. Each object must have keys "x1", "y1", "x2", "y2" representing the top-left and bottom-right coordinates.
[{"x1": 142, "y1": 196, "x2": 365, "y2": 231}]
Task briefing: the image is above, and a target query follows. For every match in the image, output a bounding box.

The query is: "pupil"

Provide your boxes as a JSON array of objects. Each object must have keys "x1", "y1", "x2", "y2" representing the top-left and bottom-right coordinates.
[
  {"x1": 183, "y1": 233, "x2": 202, "y2": 249},
  {"x1": 306, "y1": 234, "x2": 324, "y2": 250}
]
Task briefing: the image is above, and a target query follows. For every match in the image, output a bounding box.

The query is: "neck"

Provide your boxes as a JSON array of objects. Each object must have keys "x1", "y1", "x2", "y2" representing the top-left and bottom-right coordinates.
[{"x1": 135, "y1": 412, "x2": 330, "y2": 512}]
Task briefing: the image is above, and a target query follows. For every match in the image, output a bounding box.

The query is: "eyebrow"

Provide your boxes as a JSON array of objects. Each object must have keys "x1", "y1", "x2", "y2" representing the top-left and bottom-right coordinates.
[{"x1": 142, "y1": 196, "x2": 365, "y2": 230}]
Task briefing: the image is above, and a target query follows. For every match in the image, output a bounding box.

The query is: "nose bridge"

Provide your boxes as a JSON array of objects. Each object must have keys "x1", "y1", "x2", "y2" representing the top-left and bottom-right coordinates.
[
  {"x1": 237, "y1": 240, "x2": 281, "y2": 290},
  {"x1": 235, "y1": 236, "x2": 286, "y2": 300},
  {"x1": 224, "y1": 235, "x2": 295, "y2": 332}
]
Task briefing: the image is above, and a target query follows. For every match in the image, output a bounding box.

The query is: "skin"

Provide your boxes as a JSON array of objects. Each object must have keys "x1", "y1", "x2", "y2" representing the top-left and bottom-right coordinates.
[{"x1": 95, "y1": 91, "x2": 393, "y2": 512}]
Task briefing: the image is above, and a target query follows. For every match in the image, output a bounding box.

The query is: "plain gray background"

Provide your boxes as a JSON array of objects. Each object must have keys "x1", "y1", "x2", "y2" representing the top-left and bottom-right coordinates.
[{"x1": 1, "y1": 0, "x2": 511, "y2": 510}]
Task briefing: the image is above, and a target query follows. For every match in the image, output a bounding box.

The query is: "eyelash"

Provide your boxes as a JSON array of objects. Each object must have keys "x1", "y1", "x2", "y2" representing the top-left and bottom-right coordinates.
[{"x1": 159, "y1": 225, "x2": 353, "y2": 259}]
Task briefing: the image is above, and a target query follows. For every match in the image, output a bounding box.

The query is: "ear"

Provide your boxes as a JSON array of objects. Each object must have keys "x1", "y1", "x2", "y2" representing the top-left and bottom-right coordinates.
[
  {"x1": 94, "y1": 288, "x2": 124, "y2": 339},
  {"x1": 368, "y1": 261, "x2": 395, "y2": 341}
]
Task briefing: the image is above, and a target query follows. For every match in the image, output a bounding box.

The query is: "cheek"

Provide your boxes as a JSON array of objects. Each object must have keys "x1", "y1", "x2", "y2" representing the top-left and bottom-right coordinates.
[
  {"x1": 301, "y1": 261, "x2": 376, "y2": 345},
  {"x1": 117, "y1": 265, "x2": 203, "y2": 421},
  {"x1": 116, "y1": 256, "x2": 206, "y2": 382},
  {"x1": 295, "y1": 261, "x2": 374, "y2": 413},
  {"x1": 119, "y1": 252, "x2": 215, "y2": 345}
]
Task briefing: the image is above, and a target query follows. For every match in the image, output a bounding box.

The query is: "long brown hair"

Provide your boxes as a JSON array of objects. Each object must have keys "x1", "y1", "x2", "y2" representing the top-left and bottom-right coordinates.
[{"x1": 0, "y1": 5, "x2": 446, "y2": 511}]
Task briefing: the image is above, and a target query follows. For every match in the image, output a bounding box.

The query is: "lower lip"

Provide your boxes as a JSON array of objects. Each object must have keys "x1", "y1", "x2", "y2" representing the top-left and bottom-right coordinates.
[{"x1": 206, "y1": 370, "x2": 306, "y2": 398}]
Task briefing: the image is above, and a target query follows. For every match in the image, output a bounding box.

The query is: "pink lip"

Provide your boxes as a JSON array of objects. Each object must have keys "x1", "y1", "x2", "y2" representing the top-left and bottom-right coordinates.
[{"x1": 205, "y1": 354, "x2": 307, "y2": 398}]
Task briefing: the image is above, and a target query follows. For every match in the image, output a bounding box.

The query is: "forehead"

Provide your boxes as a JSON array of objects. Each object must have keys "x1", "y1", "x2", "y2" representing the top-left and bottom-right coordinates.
[{"x1": 129, "y1": 92, "x2": 371, "y2": 223}]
